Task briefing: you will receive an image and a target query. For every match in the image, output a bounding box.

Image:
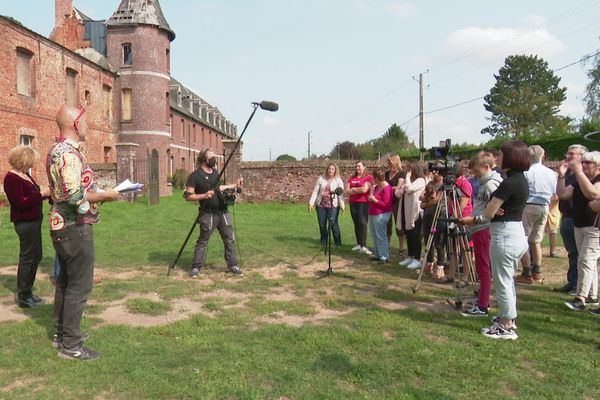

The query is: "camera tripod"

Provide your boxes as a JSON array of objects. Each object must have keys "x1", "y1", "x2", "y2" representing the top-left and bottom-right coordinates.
[{"x1": 412, "y1": 180, "x2": 478, "y2": 310}]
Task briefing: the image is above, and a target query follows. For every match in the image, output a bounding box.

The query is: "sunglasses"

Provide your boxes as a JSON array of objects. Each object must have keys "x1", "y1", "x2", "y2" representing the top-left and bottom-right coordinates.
[{"x1": 73, "y1": 106, "x2": 86, "y2": 131}]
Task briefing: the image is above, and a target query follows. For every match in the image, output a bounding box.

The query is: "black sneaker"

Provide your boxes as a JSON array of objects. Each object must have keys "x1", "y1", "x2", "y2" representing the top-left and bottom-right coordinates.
[
  {"x1": 553, "y1": 284, "x2": 574, "y2": 293},
  {"x1": 57, "y1": 346, "x2": 101, "y2": 361},
  {"x1": 481, "y1": 321, "x2": 518, "y2": 340},
  {"x1": 586, "y1": 297, "x2": 599, "y2": 306},
  {"x1": 564, "y1": 298, "x2": 586, "y2": 311},
  {"x1": 461, "y1": 304, "x2": 488, "y2": 317},
  {"x1": 31, "y1": 294, "x2": 43, "y2": 303},
  {"x1": 589, "y1": 308, "x2": 600, "y2": 316},
  {"x1": 52, "y1": 332, "x2": 90, "y2": 349},
  {"x1": 226, "y1": 266, "x2": 244, "y2": 276},
  {"x1": 190, "y1": 268, "x2": 200, "y2": 278}
]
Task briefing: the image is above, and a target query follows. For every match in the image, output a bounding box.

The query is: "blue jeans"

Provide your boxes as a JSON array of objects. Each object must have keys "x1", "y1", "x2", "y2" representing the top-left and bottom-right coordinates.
[
  {"x1": 53, "y1": 255, "x2": 61, "y2": 279},
  {"x1": 490, "y1": 221, "x2": 528, "y2": 320},
  {"x1": 559, "y1": 217, "x2": 578, "y2": 289},
  {"x1": 316, "y1": 207, "x2": 341, "y2": 246},
  {"x1": 369, "y1": 212, "x2": 392, "y2": 260}
]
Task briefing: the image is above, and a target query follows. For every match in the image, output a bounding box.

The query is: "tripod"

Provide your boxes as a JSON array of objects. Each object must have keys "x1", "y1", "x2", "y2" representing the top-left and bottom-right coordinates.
[
  {"x1": 412, "y1": 180, "x2": 478, "y2": 309},
  {"x1": 167, "y1": 101, "x2": 277, "y2": 276}
]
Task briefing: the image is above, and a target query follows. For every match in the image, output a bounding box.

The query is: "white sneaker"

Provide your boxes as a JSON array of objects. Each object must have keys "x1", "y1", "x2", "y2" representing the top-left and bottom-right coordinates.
[
  {"x1": 360, "y1": 247, "x2": 373, "y2": 256},
  {"x1": 352, "y1": 245, "x2": 362, "y2": 251},
  {"x1": 399, "y1": 257, "x2": 414, "y2": 267},
  {"x1": 407, "y1": 259, "x2": 422, "y2": 270}
]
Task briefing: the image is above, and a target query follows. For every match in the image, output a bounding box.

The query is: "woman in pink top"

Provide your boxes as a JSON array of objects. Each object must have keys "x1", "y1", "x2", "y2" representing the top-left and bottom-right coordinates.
[{"x1": 367, "y1": 170, "x2": 394, "y2": 263}]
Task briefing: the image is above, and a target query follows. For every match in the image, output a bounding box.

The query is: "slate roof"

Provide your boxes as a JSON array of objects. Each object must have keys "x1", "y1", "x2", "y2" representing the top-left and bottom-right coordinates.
[{"x1": 106, "y1": 0, "x2": 175, "y2": 41}]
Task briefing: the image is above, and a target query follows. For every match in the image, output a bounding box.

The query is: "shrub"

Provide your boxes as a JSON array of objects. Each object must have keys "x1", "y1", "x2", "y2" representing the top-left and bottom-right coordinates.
[{"x1": 170, "y1": 168, "x2": 189, "y2": 189}]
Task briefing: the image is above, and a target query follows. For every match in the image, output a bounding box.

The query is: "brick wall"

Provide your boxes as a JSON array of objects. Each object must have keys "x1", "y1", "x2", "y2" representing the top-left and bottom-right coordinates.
[
  {"x1": 240, "y1": 160, "x2": 381, "y2": 203},
  {"x1": 0, "y1": 17, "x2": 117, "y2": 192}
]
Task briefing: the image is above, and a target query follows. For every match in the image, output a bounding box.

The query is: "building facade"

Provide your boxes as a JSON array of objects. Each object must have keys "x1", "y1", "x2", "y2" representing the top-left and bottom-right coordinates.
[{"x1": 0, "y1": 0, "x2": 237, "y2": 196}]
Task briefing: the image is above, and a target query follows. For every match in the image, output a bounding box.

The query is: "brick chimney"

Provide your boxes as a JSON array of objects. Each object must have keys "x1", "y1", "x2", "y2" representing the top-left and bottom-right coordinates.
[{"x1": 55, "y1": 0, "x2": 73, "y2": 28}]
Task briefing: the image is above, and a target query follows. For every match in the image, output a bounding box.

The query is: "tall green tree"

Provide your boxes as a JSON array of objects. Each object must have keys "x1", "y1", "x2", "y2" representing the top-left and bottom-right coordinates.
[
  {"x1": 482, "y1": 55, "x2": 567, "y2": 138},
  {"x1": 584, "y1": 44, "x2": 600, "y2": 119},
  {"x1": 371, "y1": 123, "x2": 413, "y2": 154}
]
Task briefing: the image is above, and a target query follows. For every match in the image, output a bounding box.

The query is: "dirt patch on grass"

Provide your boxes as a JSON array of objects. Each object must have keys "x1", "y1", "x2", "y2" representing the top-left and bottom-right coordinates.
[
  {"x1": 0, "y1": 302, "x2": 28, "y2": 323},
  {"x1": 95, "y1": 294, "x2": 212, "y2": 327},
  {"x1": 1, "y1": 377, "x2": 43, "y2": 393},
  {"x1": 0, "y1": 266, "x2": 18, "y2": 276}
]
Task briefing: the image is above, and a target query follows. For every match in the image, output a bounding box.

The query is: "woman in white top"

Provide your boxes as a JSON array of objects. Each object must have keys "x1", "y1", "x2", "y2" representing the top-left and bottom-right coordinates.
[
  {"x1": 396, "y1": 162, "x2": 427, "y2": 270},
  {"x1": 309, "y1": 164, "x2": 346, "y2": 246}
]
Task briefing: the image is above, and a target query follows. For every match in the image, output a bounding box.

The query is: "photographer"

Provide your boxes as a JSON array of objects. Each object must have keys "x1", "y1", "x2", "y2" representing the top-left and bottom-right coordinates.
[
  {"x1": 184, "y1": 148, "x2": 244, "y2": 278},
  {"x1": 558, "y1": 151, "x2": 600, "y2": 311},
  {"x1": 309, "y1": 164, "x2": 345, "y2": 247}
]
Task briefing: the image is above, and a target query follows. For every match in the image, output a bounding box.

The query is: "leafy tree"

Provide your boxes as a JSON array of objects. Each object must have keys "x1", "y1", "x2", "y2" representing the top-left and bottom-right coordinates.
[
  {"x1": 329, "y1": 141, "x2": 358, "y2": 160},
  {"x1": 482, "y1": 55, "x2": 567, "y2": 138},
  {"x1": 584, "y1": 44, "x2": 600, "y2": 119},
  {"x1": 371, "y1": 123, "x2": 413, "y2": 154},
  {"x1": 275, "y1": 154, "x2": 297, "y2": 161}
]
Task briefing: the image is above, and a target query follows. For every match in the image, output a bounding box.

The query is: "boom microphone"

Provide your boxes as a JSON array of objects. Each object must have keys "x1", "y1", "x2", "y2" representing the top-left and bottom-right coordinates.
[
  {"x1": 258, "y1": 101, "x2": 279, "y2": 112},
  {"x1": 334, "y1": 187, "x2": 344, "y2": 196}
]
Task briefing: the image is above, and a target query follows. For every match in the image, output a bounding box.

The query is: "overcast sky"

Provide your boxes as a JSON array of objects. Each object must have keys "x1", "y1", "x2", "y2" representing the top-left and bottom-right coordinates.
[{"x1": 2, "y1": 0, "x2": 599, "y2": 160}]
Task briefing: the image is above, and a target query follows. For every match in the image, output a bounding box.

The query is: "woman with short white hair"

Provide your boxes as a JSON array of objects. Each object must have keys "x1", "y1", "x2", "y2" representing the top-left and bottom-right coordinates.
[{"x1": 558, "y1": 151, "x2": 600, "y2": 311}]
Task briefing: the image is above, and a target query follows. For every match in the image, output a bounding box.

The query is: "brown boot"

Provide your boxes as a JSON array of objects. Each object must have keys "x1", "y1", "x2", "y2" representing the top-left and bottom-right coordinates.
[
  {"x1": 532, "y1": 272, "x2": 543, "y2": 283},
  {"x1": 515, "y1": 273, "x2": 534, "y2": 285}
]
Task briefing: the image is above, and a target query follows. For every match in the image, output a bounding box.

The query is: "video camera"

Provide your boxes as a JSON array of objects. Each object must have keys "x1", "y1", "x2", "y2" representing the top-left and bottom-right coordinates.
[{"x1": 423, "y1": 139, "x2": 461, "y2": 186}]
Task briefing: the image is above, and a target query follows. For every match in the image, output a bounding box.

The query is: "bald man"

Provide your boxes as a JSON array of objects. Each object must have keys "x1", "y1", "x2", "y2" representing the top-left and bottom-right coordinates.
[{"x1": 47, "y1": 105, "x2": 118, "y2": 361}]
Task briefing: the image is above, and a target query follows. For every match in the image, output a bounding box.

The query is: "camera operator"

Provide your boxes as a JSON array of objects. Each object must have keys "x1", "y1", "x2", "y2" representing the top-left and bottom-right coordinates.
[
  {"x1": 184, "y1": 148, "x2": 244, "y2": 278},
  {"x1": 441, "y1": 164, "x2": 473, "y2": 284}
]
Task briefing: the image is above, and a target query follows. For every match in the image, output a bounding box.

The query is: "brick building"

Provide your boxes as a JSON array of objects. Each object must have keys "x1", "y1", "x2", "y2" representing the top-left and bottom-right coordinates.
[{"x1": 0, "y1": 0, "x2": 237, "y2": 196}]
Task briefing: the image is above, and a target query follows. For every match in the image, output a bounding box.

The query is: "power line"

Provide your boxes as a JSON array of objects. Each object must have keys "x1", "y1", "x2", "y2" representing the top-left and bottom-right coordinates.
[{"x1": 407, "y1": 50, "x2": 600, "y2": 118}]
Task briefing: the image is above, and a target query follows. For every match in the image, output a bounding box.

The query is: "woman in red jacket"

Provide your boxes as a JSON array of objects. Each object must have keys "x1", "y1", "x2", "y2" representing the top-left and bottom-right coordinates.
[{"x1": 3, "y1": 146, "x2": 50, "y2": 308}]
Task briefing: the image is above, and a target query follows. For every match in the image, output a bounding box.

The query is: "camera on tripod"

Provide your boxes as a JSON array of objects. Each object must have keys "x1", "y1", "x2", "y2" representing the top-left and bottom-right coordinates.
[
  {"x1": 423, "y1": 139, "x2": 461, "y2": 187},
  {"x1": 219, "y1": 187, "x2": 242, "y2": 207}
]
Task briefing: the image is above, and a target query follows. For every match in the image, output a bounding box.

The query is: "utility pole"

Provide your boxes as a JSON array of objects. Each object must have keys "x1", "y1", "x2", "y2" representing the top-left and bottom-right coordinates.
[
  {"x1": 307, "y1": 131, "x2": 312, "y2": 159},
  {"x1": 413, "y1": 70, "x2": 428, "y2": 162},
  {"x1": 269, "y1": 148, "x2": 272, "y2": 161}
]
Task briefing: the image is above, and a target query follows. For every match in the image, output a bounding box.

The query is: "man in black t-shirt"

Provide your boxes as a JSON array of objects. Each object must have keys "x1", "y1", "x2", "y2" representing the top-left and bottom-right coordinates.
[{"x1": 184, "y1": 148, "x2": 244, "y2": 278}]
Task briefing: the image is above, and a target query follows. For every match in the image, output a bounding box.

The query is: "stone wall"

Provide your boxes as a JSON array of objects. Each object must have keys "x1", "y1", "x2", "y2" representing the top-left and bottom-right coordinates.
[
  {"x1": 90, "y1": 163, "x2": 117, "y2": 190},
  {"x1": 240, "y1": 160, "x2": 381, "y2": 203}
]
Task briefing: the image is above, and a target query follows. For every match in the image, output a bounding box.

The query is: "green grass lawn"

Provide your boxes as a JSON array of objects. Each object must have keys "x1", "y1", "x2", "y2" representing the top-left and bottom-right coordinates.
[{"x1": 0, "y1": 196, "x2": 598, "y2": 400}]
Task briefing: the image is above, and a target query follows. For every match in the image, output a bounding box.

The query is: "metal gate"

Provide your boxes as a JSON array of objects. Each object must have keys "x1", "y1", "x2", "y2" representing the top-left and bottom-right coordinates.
[{"x1": 148, "y1": 149, "x2": 160, "y2": 205}]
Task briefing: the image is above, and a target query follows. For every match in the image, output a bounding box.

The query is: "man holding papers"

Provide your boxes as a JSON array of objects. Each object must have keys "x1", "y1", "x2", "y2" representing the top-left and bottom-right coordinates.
[
  {"x1": 184, "y1": 148, "x2": 244, "y2": 278},
  {"x1": 47, "y1": 105, "x2": 119, "y2": 361}
]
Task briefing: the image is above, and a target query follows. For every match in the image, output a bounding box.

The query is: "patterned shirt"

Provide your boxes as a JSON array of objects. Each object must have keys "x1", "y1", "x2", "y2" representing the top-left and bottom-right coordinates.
[{"x1": 46, "y1": 138, "x2": 99, "y2": 231}]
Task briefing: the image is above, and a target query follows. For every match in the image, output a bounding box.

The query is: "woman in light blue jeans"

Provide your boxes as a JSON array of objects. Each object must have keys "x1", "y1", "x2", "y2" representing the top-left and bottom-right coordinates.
[
  {"x1": 489, "y1": 222, "x2": 528, "y2": 320},
  {"x1": 461, "y1": 140, "x2": 530, "y2": 340}
]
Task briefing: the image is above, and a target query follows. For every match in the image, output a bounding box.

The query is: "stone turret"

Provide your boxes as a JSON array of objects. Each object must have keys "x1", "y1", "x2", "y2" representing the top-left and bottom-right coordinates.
[{"x1": 106, "y1": 0, "x2": 175, "y2": 196}]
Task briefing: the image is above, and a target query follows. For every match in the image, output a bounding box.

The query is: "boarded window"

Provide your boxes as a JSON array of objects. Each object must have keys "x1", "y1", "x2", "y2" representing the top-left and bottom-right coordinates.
[
  {"x1": 181, "y1": 119, "x2": 185, "y2": 139},
  {"x1": 104, "y1": 146, "x2": 112, "y2": 163},
  {"x1": 103, "y1": 85, "x2": 113, "y2": 120},
  {"x1": 16, "y1": 48, "x2": 33, "y2": 97},
  {"x1": 66, "y1": 68, "x2": 78, "y2": 106},
  {"x1": 123, "y1": 43, "x2": 132, "y2": 65},
  {"x1": 169, "y1": 114, "x2": 173, "y2": 136},
  {"x1": 122, "y1": 88, "x2": 132, "y2": 121},
  {"x1": 166, "y1": 48, "x2": 170, "y2": 72}
]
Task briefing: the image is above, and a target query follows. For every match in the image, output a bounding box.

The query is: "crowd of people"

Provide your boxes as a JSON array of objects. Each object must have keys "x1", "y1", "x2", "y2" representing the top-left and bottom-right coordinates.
[{"x1": 308, "y1": 140, "x2": 600, "y2": 340}]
